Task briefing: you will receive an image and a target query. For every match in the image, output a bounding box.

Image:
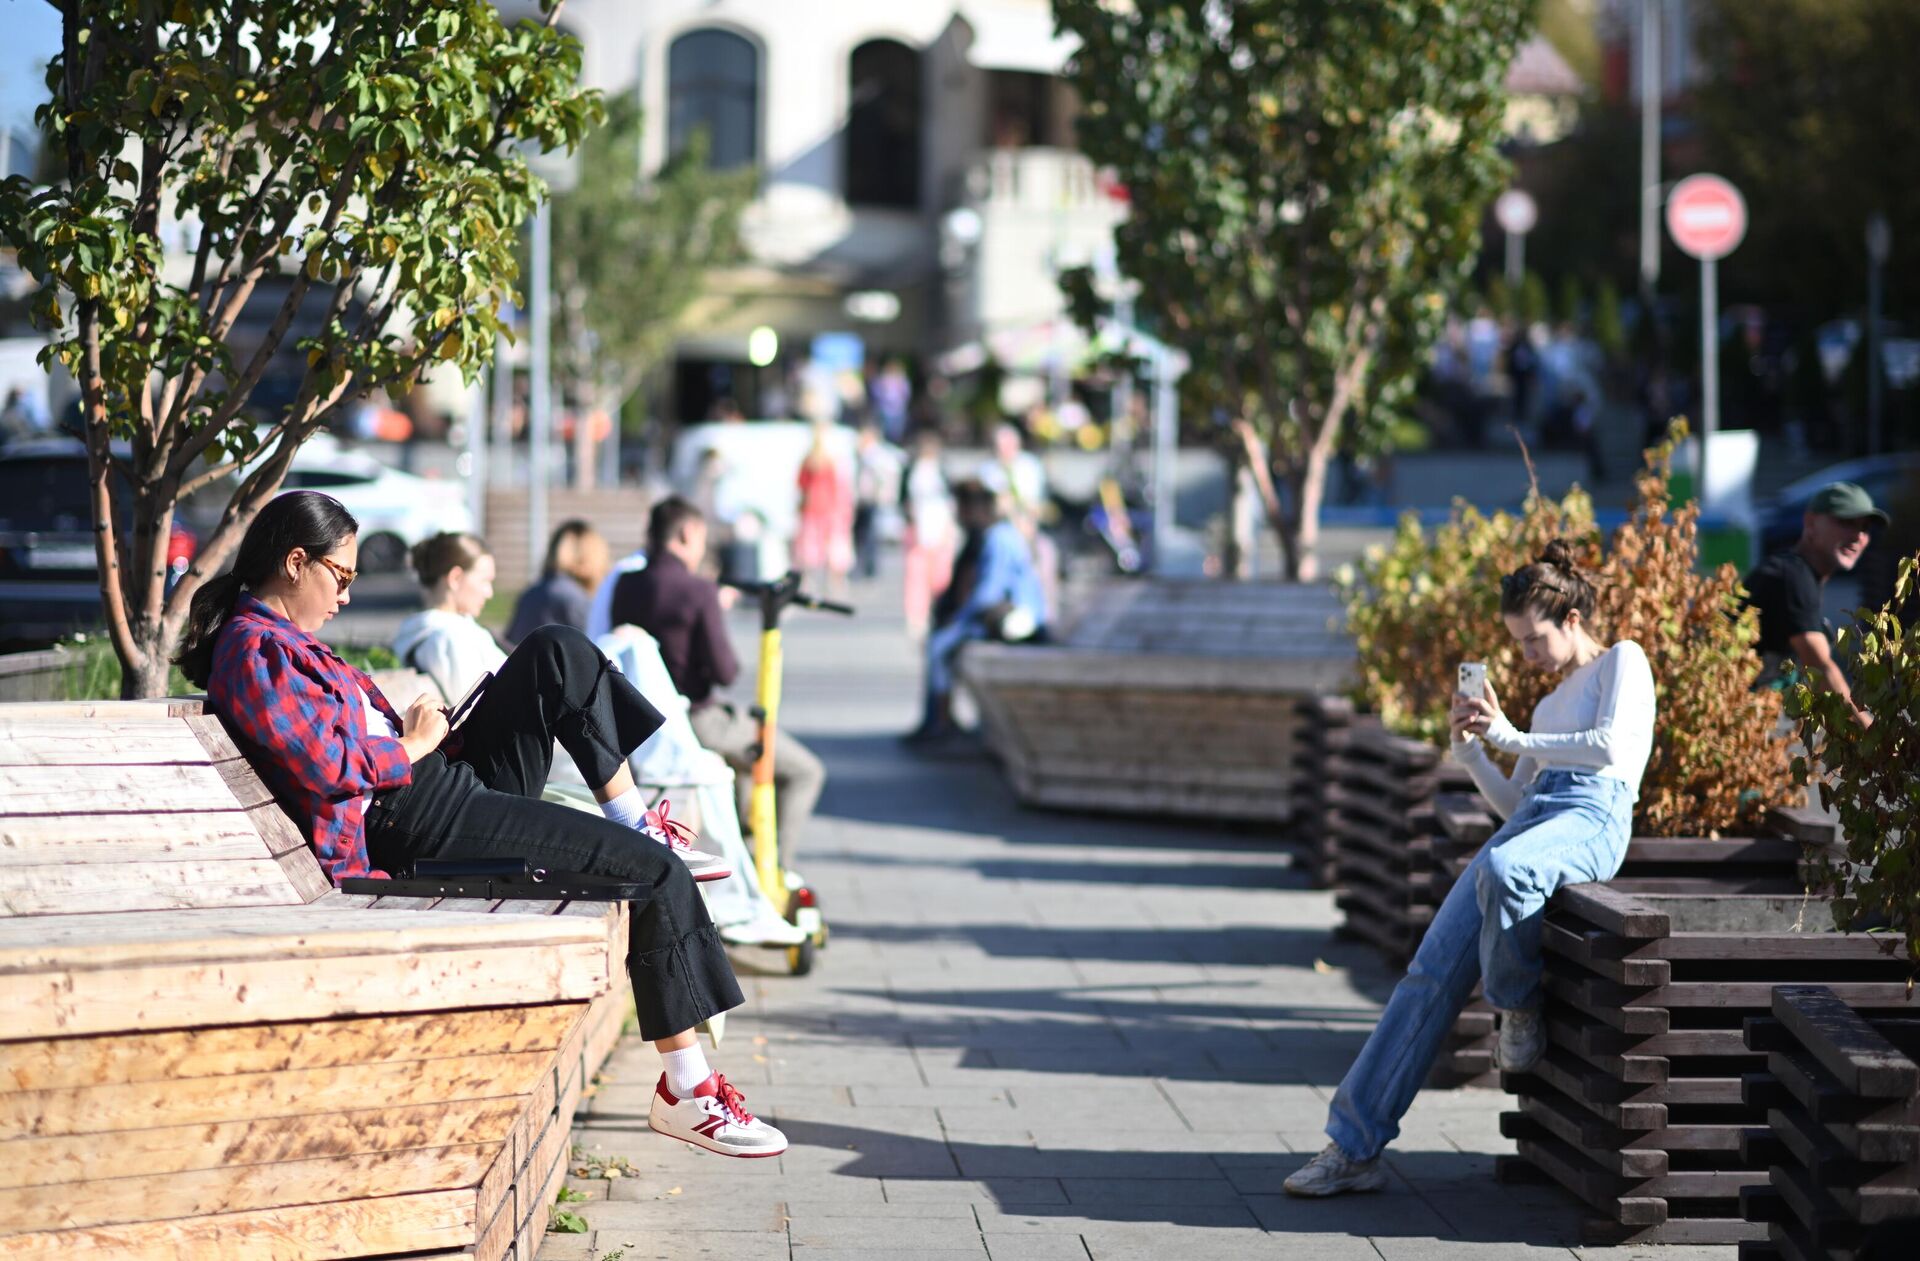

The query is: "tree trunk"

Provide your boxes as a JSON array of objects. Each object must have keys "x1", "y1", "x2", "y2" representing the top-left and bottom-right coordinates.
[
  {"x1": 1287, "y1": 442, "x2": 1334, "y2": 583},
  {"x1": 121, "y1": 623, "x2": 176, "y2": 699},
  {"x1": 571, "y1": 384, "x2": 598, "y2": 491}
]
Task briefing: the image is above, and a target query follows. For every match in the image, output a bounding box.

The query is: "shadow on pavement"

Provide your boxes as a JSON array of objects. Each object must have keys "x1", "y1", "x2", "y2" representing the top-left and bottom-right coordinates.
[
  {"x1": 582, "y1": 1114, "x2": 1586, "y2": 1246},
  {"x1": 834, "y1": 921, "x2": 1369, "y2": 972}
]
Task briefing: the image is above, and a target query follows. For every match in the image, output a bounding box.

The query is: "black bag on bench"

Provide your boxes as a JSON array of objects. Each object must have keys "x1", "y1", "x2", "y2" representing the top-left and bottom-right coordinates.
[{"x1": 340, "y1": 858, "x2": 651, "y2": 902}]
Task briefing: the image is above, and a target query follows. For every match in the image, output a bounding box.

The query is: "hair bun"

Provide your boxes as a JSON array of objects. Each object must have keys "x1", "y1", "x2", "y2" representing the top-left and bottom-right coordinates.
[{"x1": 1536, "y1": 538, "x2": 1581, "y2": 571}]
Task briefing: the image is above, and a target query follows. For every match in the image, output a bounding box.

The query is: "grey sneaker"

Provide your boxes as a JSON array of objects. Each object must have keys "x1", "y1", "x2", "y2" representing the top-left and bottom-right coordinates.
[
  {"x1": 1497, "y1": 1006, "x2": 1546, "y2": 1073},
  {"x1": 1283, "y1": 1143, "x2": 1388, "y2": 1197}
]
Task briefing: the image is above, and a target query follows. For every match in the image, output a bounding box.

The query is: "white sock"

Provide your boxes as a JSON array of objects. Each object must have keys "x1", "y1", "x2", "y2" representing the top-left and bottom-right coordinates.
[
  {"x1": 661, "y1": 1044, "x2": 712, "y2": 1096},
  {"x1": 600, "y1": 786, "x2": 646, "y2": 831}
]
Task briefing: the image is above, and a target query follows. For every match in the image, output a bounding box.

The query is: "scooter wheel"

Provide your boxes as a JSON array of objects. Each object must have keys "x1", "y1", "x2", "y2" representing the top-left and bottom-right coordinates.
[
  {"x1": 814, "y1": 922, "x2": 830, "y2": 951},
  {"x1": 786, "y1": 938, "x2": 816, "y2": 977}
]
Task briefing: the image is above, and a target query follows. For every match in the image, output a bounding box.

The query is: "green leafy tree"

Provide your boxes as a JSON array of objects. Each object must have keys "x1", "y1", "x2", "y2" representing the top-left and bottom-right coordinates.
[
  {"x1": 550, "y1": 93, "x2": 751, "y2": 487},
  {"x1": 1694, "y1": 0, "x2": 1920, "y2": 321},
  {"x1": 1788, "y1": 556, "x2": 1920, "y2": 965},
  {"x1": 1592, "y1": 278, "x2": 1625, "y2": 362},
  {"x1": 1556, "y1": 273, "x2": 1583, "y2": 327},
  {"x1": 1054, "y1": 0, "x2": 1536, "y2": 578},
  {"x1": 0, "y1": 1, "x2": 600, "y2": 696},
  {"x1": 1518, "y1": 269, "x2": 1550, "y2": 328}
]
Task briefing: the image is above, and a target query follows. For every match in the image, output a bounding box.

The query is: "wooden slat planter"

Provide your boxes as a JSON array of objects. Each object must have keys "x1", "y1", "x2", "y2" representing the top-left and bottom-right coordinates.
[
  {"x1": 1290, "y1": 696, "x2": 1359, "y2": 889},
  {"x1": 1494, "y1": 883, "x2": 1914, "y2": 1246},
  {"x1": 962, "y1": 581, "x2": 1354, "y2": 822},
  {"x1": 1739, "y1": 986, "x2": 1920, "y2": 1261},
  {"x1": 1427, "y1": 800, "x2": 1831, "y2": 1095},
  {"x1": 0, "y1": 701, "x2": 632, "y2": 1261},
  {"x1": 1329, "y1": 726, "x2": 1475, "y2": 965}
]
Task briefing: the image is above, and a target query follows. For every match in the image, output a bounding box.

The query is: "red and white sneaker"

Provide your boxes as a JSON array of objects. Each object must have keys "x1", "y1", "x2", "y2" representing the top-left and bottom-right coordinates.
[
  {"x1": 642, "y1": 798, "x2": 731, "y2": 883},
  {"x1": 648, "y1": 1072, "x2": 788, "y2": 1158}
]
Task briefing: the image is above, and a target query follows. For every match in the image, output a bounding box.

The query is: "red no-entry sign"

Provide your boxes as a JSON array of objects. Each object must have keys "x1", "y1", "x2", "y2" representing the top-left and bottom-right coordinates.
[{"x1": 1666, "y1": 175, "x2": 1747, "y2": 261}]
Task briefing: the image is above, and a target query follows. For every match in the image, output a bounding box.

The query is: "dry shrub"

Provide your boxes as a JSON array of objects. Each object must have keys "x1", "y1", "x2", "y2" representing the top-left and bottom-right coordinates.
[{"x1": 1339, "y1": 426, "x2": 1795, "y2": 835}]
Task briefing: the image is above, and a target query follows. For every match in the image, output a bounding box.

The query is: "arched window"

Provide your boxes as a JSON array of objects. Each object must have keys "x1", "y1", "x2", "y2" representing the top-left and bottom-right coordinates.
[
  {"x1": 668, "y1": 28, "x2": 758, "y2": 169},
  {"x1": 844, "y1": 40, "x2": 921, "y2": 209}
]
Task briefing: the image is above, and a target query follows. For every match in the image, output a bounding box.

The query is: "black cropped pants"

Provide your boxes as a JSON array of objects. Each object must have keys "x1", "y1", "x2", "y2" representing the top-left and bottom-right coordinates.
[{"x1": 365, "y1": 625, "x2": 744, "y2": 1040}]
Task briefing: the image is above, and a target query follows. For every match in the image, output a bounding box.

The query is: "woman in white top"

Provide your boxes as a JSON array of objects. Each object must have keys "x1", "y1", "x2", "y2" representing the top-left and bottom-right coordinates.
[
  {"x1": 1288, "y1": 540, "x2": 1657, "y2": 1197},
  {"x1": 392, "y1": 533, "x2": 508, "y2": 704}
]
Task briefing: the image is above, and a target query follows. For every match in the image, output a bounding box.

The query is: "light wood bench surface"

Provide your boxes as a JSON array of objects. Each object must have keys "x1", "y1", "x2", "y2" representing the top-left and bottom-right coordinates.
[{"x1": 0, "y1": 700, "x2": 630, "y2": 1261}]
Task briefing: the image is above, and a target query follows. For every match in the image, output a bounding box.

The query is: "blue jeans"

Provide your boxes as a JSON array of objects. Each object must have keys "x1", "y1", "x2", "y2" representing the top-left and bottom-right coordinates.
[{"x1": 1325, "y1": 770, "x2": 1634, "y2": 1162}]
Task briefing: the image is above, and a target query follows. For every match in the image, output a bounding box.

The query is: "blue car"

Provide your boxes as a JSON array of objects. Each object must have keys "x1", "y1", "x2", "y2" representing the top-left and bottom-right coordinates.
[{"x1": 1755, "y1": 453, "x2": 1920, "y2": 557}]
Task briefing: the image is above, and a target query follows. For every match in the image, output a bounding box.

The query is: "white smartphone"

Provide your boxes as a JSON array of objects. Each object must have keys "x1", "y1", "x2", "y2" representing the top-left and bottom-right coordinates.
[{"x1": 1457, "y1": 661, "x2": 1488, "y2": 699}]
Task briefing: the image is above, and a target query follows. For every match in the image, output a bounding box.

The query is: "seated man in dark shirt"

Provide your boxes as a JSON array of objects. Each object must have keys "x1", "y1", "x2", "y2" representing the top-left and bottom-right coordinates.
[
  {"x1": 610, "y1": 497, "x2": 826, "y2": 863},
  {"x1": 1740, "y1": 481, "x2": 1887, "y2": 727}
]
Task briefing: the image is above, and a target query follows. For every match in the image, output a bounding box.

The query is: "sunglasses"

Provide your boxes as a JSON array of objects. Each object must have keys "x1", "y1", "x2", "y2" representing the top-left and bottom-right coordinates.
[{"x1": 314, "y1": 555, "x2": 358, "y2": 592}]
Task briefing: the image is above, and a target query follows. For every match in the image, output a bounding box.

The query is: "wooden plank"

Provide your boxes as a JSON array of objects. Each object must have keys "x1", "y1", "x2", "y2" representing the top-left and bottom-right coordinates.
[
  {"x1": 1771, "y1": 985, "x2": 1920, "y2": 1100},
  {"x1": 0, "y1": 1188, "x2": 472, "y2": 1258},
  {"x1": 272, "y1": 846, "x2": 333, "y2": 904},
  {"x1": 0, "y1": 1003, "x2": 583, "y2": 1092},
  {"x1": 0, "y1": 699, "x2": 202, "y2": 721},
  {"x1": 0, "y1": 1097, "x2": 523, "y2": 1190},
  {"x1": 0, "y1": 902, "x2": 608, "y2": 970},
  {"x1": 0, "y1": 725, "x2": 211, "y2": 766},
  {"x1": 0, "y1": 938, "x2": 613, "y2": 1040},
  {"x1": 0, "y1": 859, "x2": 303, "y2": 917},
  {"x1": 4, "y1": 1050, "x2": 555, "y2": 1139},
  {"x1": 247, "y1": 805, "x2": 309, "y2": 858},
  {"x1": 0, "y1": 1142, "x2": 499, "y2": 1233},
  {"x1": 1552, "y1": 885, "x2": 1671, "y2": 938},
  {"x1": 0, "y1": 812, "x2": 270, "y2": 866},
  {"x1": 0, "y1": 764, "x2": 251, "y2": 815}
]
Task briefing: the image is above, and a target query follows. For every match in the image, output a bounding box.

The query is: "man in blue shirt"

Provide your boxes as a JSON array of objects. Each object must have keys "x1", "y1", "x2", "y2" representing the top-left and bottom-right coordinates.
[{"x1": 906, "y1": 480, "x2": 1048, "y2": 743}]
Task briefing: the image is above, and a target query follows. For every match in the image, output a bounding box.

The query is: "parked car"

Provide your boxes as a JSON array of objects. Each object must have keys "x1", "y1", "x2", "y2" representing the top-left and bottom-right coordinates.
[
  {"x1": 1755, "y1": 453, "x2": 1920, "y2": 556},
  {"x1": 180, "y1": 432, "x2": 473, "y2": 573},
  {"x1": 0, "y1": 438, "x2": 197, "y2": 646},
  {"x1": 277, "y1": 433, "x2": 473, "y2": 572}
]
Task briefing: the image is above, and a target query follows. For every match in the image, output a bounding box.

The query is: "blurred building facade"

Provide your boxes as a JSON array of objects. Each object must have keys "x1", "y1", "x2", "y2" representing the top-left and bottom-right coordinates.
[{"x1": 501, "y1": 0, "x2": 1125, "y2": 420}]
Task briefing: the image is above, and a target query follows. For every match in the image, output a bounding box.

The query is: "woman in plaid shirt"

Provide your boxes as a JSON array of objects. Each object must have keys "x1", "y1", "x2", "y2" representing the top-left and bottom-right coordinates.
[{"x1": 178, "y1": 492, "x2": 789, "y2": 1160}]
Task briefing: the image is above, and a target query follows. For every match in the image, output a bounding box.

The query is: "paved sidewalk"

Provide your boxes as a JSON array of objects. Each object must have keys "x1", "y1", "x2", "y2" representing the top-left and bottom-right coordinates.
[{"x1": 537, "y1": 575, "x2": 1733, "y2": 1261}]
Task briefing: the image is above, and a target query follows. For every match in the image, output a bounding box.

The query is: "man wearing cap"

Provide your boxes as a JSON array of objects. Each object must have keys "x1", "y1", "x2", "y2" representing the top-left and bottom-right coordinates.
[{"x1": 1740, "y1": 481, "x2": 1888, "y2": 726}]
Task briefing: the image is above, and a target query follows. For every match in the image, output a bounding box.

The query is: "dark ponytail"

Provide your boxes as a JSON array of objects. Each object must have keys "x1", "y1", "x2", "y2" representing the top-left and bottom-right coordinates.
[
  {"x1": 176, "y1": 491, "x2": 359, "y2": 686},
  {"x1": 1499, "y1": 537, "x2": 1598, "y2": 626}
]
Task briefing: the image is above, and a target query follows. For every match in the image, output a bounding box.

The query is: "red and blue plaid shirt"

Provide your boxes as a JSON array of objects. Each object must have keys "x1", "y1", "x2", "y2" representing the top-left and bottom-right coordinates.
[{"x1": 208, "y1": 594, "x2": 413, "y2": 883}]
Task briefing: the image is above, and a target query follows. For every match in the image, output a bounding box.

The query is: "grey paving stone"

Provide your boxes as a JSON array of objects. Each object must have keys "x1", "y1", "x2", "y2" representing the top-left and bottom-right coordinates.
[
  {"x1": 787, "y1": 1243, "x2": 990, "y2": 1251},
  {"x1": 788, "y1": 1213, "x2": 988, "y2": 1249},
  {"x1": 1372, "y1": 1241, "x2": 1581, "y2": 1260},
  {"x1": 984, "y1": 1235, "x2": 1093, "y2": 1260},
  {"x1": 1084, "y1": 1232, "x2": 1374, "y2": 1260},
  {"x1": 590, "y1": 1232, "x2": 791, "y2": 1260},
  {"x1": 882, "y1": 1177, "x2": 1069, "y2": 1205},
  {"x1": 1241, "y1": 1190, "x2": 1455, "y2": 1236}
]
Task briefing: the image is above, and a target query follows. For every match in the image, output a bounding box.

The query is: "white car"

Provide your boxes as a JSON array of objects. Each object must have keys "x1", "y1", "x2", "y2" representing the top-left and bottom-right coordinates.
[{"x1": 269, "y1": 433, "x2": 472, "y2": 572}]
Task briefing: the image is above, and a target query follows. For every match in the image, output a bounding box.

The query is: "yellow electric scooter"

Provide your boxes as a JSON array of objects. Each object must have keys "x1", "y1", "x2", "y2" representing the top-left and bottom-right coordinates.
[{"x1": 724, "y1": 571, "x2": 852, "y2": 976}]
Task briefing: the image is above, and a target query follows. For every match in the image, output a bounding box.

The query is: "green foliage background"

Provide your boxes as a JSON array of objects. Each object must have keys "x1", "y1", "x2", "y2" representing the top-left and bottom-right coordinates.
[{"x1": 1789, "y1": 556, "x2": 1920, "y2": 963}]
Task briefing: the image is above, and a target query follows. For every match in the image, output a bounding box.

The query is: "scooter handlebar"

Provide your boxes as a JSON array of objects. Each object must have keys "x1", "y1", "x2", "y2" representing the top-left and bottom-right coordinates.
[{"x1": 720, "y1": 574, "x2": 855, "y2": 618}]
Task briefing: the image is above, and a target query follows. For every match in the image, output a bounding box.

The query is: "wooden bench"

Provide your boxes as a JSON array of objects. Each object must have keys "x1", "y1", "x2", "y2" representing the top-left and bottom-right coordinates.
[
  {"x1": 1495, "y1": 883, "x2": 1914, "y2": 1246},
  {"x1": 0, "y1": 700, "x2": 632, "y2": 1260},
  {"x1": 1740, "y1": 986, "x2": 1920, "y2": 1261},
  {"x1": 961, "y1": 580, "x2": 1354, "y2": 821}
]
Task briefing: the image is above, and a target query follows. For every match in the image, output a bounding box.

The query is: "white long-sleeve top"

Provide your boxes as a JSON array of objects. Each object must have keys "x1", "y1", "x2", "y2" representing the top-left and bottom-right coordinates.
[{"x1": 1450, "y1": 640, "x2": 1657, "y2": 820}]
